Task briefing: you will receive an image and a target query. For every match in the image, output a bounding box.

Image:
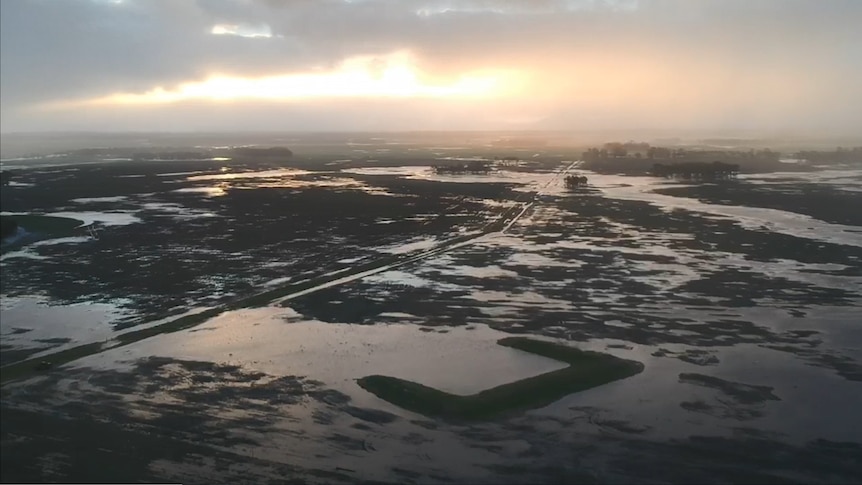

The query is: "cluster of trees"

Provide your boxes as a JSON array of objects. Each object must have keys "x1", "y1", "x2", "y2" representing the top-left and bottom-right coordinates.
[
  {"x1": 579, "y1": 141, "x2": 804, "y2": 175},
  {"x1": 794, "y1": 147, "x2": 862, "y2": 163},
  {"x1": 652, "y1": 161, "x2": 740, "y2": 180},
  {"x1": 646, "y1": 147, "x2": 673, "y2": 159},
  {"x1": 582, "y1": 142, "x2": 651, "y2": 160},
  {"x1": 432, "y1": 160, "x2": 492, "y2": 174},
  {"x1": 564, "y1": 175, "x2": 588, "y2": 188},
  {"x1": 692, "y1": 149, "x2": 779, "y2": 163},
  {"x1": 583, "y1": 146, "x2": 628, "y2": 160},
  {"x1": 583, "y1": 143, "x2": 780, "y2": 163}
]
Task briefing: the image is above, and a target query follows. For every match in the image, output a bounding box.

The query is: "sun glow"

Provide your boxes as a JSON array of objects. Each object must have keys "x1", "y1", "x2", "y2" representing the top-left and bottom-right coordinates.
[{"x1": 50, "y1": 52, "x2": 521, "y2": 108}]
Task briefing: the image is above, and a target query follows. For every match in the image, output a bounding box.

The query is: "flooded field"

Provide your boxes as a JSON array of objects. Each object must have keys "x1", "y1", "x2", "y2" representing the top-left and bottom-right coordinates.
[{"x1": 2, "y1": 154, "x2": 861, "y2": 483}]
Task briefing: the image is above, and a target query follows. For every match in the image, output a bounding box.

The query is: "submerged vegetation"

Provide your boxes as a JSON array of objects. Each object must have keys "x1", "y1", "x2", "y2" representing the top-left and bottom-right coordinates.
[{"x1": 357, "y1": 337, "x2": 644, "y2": 421}]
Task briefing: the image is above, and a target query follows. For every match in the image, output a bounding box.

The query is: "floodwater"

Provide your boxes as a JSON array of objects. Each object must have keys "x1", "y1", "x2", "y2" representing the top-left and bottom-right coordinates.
[
  {"x1": 76, "y1": 307, "x2": 569, "y2": 396},
  {"x1": 0, "y1": 296, "x2": 129, "y2": 363},
  {"x1": 2, "y1": 158, "x2": 861, "y2": 484},
  {"x1": 588, "y1": 173, "x2": 862, "y2": 247}
]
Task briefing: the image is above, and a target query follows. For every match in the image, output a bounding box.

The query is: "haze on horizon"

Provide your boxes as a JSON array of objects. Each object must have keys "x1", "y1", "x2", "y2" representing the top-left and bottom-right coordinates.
[{"x1": 1, "y1": 0, "x2": 860, "y2": 135}]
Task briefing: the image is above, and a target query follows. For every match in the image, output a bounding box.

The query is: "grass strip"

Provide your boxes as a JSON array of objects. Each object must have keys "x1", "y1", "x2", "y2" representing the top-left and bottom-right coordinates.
[
  {"x1": 0, "y1": 342, "x2": 104, "y2": 383},
  {"x1": 357, "y1": 337, "x2": 644, "y2": 421}
]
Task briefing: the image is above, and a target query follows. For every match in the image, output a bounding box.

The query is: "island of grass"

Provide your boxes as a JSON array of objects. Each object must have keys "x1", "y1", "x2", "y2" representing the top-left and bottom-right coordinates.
[{"x1": 357, "y1": 337, "x2": 644, "y2": 421}]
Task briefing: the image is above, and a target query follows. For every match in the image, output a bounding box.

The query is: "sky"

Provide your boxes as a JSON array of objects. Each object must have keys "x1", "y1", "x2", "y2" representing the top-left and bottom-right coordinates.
[{"x1": 1, "y1": 0, "x2": 860, "y2": 133}]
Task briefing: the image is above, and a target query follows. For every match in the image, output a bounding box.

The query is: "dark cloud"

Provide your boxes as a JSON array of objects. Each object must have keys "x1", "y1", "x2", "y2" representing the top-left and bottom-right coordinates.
[{"x1": 1, "y1": 0, "x2": 860, "y2": 132}]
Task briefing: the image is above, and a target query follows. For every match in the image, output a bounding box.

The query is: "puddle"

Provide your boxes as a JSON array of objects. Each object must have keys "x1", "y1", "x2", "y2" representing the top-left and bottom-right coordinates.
[
  {"x1": 375, "y1": 237, "x2": 441, "y2": 254},
  {"x1": 0, "y1": 249, "x2": 49, "y2": 261},
  {"x1": 41, "y1": 211, "x2": 139, "y2": 227},
  {"x1": 29, "y1": 236, "x2": 92, "y2": 246},
  {"x1": 422, "y1": 260, "x2": 519, "y2": 279},
  {"x1": 364, "y1": 270, "x2": 439, "y2": 288},
  {"x1": 1, "y1": 210, "x2": 142, "y2": 228},
  {"x1": 0, "y1": 296, "x2": 132, "y2": 357},
  {"x1": 138, "y1": 202, "x2": 219, "y2": 220},
  {"x1": 154, "y1": 170, "x2": 209, "y2": 177},
  {"x1": 187, "y1": 168, "x2": 310, "y2": 181},
  {"x1": 71, "y1": 196, "x2": 129, "y2": 204},
  {"x1": 172, "y1": 187, "x2": 227, "y2": 197}
]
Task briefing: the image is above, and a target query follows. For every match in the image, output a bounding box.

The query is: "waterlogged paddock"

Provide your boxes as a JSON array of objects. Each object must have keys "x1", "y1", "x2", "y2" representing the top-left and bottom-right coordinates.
[
  {"x1": 0, "y1": 296, "x2": 130, "y2": 365},
  {"x1": 0, "y1": 159, "x2": 523, "y2": 324},
  {"x1": 73, "y1": 307, "x2": 570, "y2": 397},
  {"x1": 2, "y1": 156, "x2": 862, "y2": 484}
]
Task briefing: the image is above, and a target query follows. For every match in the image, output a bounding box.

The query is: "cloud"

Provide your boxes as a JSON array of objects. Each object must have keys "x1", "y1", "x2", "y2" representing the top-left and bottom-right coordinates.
[
  {"x1": 42, "y1": 50, "x2": 519, "y2": 108},
  {"x1": 2, "y1": 0, "x2": 861, "y2": 133},
  {"x1": 211, "y1": 23, "x2": 273, "y2": 38}
]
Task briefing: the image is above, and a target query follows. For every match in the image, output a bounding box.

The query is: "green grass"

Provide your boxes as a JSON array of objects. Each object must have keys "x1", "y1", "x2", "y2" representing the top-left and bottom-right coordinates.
[
  {"x1": 114, "y1": 308, "x2": 224, "y2": 344},
  {"x1": 357, "y1": 337, "x2": 644, "y2": 421}
]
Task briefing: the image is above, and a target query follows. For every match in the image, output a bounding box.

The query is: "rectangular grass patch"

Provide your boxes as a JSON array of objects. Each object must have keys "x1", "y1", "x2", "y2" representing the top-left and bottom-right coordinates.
[{"x1": 357, "y1": 337, "x2": 644, "y2": 421}]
